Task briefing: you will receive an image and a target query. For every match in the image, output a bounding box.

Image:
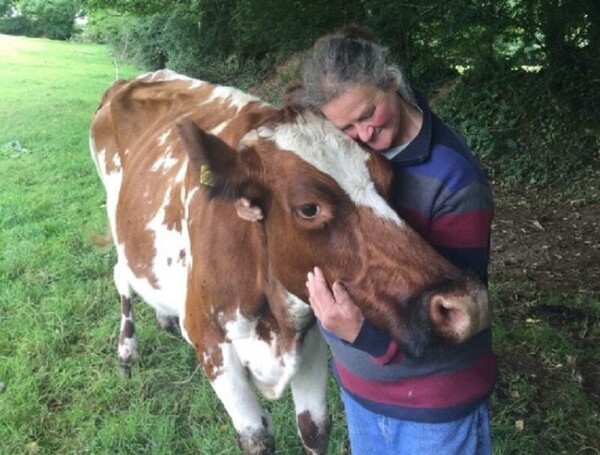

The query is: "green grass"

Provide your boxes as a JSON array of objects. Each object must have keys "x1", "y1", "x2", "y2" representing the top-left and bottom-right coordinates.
[{"x1": 1, "y1": 34, "x2": 598, "y2": 455}]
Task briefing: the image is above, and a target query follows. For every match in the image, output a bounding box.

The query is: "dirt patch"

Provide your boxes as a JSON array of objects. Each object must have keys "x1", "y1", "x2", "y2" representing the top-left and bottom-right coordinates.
[
  {"x1": 490, "y1": 181, "x2": 600, "y2": 295},
  {"x1": 490, "y1": 172, "x2": 600, "y2": 414}
]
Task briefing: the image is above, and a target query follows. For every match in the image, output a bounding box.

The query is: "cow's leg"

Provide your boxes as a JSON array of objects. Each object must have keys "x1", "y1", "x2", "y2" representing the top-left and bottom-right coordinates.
[
  {"x1": 204, "y1": 342, "x2": 274, "y2": 455},
  {"x1": 290, "y1": 326, "x2": 330, "y2": 455},
  {"x1": 114, "y1": 262, "x2": 137, "y2": 377}
]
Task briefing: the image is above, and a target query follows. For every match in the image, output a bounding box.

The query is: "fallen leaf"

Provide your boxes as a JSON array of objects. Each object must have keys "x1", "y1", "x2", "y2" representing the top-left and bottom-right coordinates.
[
  {"x1": 531, "y1": 220, "x2": 545, "y2": 231},
  {"x1": 25, "y1": 442, "x2": 40, "y2": 454}
]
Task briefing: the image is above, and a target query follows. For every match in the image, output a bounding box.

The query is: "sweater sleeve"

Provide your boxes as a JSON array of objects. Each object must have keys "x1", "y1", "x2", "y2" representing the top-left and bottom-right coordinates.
[{"x1": 347, "y1": 320, "x2": 401, "y2": 365}]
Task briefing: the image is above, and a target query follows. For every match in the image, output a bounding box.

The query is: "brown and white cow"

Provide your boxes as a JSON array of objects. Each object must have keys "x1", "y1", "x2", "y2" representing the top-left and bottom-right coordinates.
[{"x1": 89, "y1": 70, "x2": 491, "y2": 454}]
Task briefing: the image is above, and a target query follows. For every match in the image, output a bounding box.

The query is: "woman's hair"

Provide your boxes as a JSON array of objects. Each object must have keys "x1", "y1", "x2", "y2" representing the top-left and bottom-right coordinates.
[{"x1": 300, "y1": 26, "x2": 414, "y2": 110}]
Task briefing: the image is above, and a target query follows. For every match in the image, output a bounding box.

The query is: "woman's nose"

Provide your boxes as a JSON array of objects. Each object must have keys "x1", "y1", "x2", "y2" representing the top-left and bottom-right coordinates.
[{"x1": 357, "y1": 124, "x2": 373, "y2": 143}]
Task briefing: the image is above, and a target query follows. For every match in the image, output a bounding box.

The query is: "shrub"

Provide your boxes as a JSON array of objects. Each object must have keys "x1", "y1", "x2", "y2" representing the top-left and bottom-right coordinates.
[{"x1": 433, "y1": 63, "x2": 599, "y2": 185}]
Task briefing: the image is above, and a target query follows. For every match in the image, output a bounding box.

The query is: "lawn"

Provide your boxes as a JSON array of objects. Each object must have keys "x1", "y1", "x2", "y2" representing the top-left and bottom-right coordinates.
[{"x1": 1, "y1": 33, "x2": 598, "y2": 455}]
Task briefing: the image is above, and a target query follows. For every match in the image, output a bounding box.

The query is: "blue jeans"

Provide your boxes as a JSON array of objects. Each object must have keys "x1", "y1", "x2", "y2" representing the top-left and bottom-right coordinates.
[{"x1": 341, "y1": 390, "x2": 492, "y2": 454}]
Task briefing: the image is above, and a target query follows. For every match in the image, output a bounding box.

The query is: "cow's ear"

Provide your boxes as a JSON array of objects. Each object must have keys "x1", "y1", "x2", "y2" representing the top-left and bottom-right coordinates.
[
  {"x1": 177, "y1": 117, "x2": 262, "y2": 198},
  {"x1": 366, "y1": 152, "x2": 394, "y2": 202}
]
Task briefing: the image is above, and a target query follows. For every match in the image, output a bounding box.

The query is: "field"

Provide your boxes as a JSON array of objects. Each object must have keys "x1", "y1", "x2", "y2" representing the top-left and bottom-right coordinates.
[{"x1": 1, "y1": 34, "x2": 598, "y2": 454}]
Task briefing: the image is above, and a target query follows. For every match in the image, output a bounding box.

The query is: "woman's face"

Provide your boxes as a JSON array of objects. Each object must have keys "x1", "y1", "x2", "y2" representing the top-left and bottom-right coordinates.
[{"x1": 320, "y1": 84, "x2": 402, "y2": 152}]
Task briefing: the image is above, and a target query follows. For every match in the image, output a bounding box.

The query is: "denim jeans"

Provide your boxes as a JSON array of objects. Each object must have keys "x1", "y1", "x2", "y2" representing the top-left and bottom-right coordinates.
[{"x1": 341, "y1": 390, "x2": 492, "y2": 454}]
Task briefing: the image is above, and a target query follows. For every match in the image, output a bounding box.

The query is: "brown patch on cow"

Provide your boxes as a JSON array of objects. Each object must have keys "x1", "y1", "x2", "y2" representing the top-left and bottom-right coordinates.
[
  {"x1": 177, "y1": 249, "x2": 186, "y2": 266},
  {"x1": 120, "y1": 295, "x2": 132, "y2": 316},
  {"x1": 296, "y1": 410, "x2": 330, "y2": 455},
  {"x1": 254, "y1": 314, "x2": 275, "y2": 347},
  {"x1": 119, "y1": 319, "x2": 135, "y2": 341},
  {"x1": 162, "y1": 185, "x2": 184, "y2": 232},
  {"x1": 196, "y1": 342, "x2": 225, "y2": 382}
]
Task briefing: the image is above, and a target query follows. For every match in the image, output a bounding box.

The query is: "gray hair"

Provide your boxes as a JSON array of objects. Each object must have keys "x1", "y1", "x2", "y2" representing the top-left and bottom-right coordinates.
[{"x1": 301, "y1": 31, "x2": 415, "y2": 110}]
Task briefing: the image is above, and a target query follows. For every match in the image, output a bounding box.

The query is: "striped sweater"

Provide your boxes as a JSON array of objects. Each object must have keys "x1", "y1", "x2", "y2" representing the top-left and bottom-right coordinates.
[{"x1": 322, "y1": 92, "x2": 496, "y2": 423}]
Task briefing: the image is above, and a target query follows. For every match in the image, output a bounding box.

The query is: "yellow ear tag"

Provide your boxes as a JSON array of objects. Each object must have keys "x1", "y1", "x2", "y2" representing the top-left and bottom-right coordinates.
[{"x1": 199, "y1": 164, "x2": 215, "y2": 187}]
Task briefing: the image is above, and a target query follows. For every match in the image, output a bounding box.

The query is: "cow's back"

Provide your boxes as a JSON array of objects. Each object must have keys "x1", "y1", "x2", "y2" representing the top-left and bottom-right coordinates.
[{"x1": 90, "y1": 71, "x2": 267, "y2": 316}]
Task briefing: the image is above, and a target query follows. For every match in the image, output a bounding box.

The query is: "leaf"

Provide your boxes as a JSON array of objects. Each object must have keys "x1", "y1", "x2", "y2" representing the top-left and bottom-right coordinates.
[
  {"x1": 515, "y1": 420, "x2": 525, "y2": 432},
  {"x1": 531, "y1": 220, "x2": 545, "y2": 231}
]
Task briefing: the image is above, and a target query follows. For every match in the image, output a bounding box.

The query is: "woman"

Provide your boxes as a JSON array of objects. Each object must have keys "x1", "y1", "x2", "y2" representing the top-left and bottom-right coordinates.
[{"x1": 238, "y1": 28, "x2": 495, "y2": 454}]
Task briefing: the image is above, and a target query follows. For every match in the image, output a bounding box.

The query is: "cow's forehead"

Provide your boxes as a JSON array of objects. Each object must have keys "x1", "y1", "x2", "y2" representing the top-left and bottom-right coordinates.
[{"x1": 259, "y1": 113, "x2": 402, "y2": 224}]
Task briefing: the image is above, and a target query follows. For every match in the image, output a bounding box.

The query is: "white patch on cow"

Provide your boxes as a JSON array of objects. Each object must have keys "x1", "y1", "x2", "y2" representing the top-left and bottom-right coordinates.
[
  {"x1": 113, "y1": 240, "x2": 186, "y2": 319},
  {"x1": 117, "y1": 336, "x2": 137, "y2": 361},
  {"x1": 138, "y1": 69, "x2": 193, "y2": 83},
  {"x1": 113, "y1": 261, "x2": 131, "y2": 298},
  {"x1": 144, "y1": 188, "x2": 188, "y2": 303},
  {"x1": 222, "y1": 310, "x2": 301, "y2": 400},
  {"x1": 158, "y1": 129, "x2": 172, "y2": 146},
  {"x1": 188, "y1": 79, "x2": 204, "y2": 90},
  {"x1": 88, "y1": 136, "x2": 103, "y2": 182},
  {"x1": 285, "y1": 292, "x2": 313, "y2": 330},
  {"x1": 174, "y1": 159, "x2": 188, "y2": 183},
  {"x1": 263, "y1": 113, "x2": 403, "y2": 224},
  {"x1": 290, "y1": 326, "x2": 329, "y2": 446},
  {"x1": 201, "y1": 85, "x2": 259, "y2": 113},
  {"x1": 109, "y1": 182, "x2": 190, "y2": 321},
  {"x1": 210, "y1": 342, "x2": 273, "y2": 439},
  {"x1": 210, "y1": 120, "x2": 230, "y2": 136},
  {"x1": 150, "y1": 145, "x2": 178, "y2": 172},
  {"x1": 111, "y1": 152, "x2": 122, "y2": 172},
  {"x1": 241, "y1": 129, "x2": 259, "y2": 145}
]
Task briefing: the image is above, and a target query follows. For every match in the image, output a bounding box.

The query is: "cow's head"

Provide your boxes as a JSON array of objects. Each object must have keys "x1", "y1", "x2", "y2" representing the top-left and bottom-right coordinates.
[{"x1": 177, "y1": 110, "x2": 491, "y2": 358}]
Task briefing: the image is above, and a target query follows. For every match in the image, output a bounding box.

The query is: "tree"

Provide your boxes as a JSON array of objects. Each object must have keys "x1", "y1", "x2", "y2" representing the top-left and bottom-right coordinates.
[{"x1": 0, "y1": 0, "x2": 82, "y2": 39}]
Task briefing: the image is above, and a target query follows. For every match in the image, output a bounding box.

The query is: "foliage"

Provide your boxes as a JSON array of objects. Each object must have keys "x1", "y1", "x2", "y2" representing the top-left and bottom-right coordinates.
[
  {"x1": 0, "y1": 0, "x2": 12, "y2": 16},
  {"x1": 0, "y1": 0, "x2": 82, "y2": 39},
  {"x1": 78, "y1": 0, "x2": 598, "y2": 180},
  {"x1": 433, "y1": 63, "x2": 599, "y2": 185},
  {"x1": 0, "y1": 0, "x2": 595, "y2": 190},
  {"x1": 1, "y1": 0, "x2": 596, "y2": 178}
]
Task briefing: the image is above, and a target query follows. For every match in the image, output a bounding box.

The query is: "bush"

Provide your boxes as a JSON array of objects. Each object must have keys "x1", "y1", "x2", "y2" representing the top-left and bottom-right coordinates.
[
  {"x1": 0, "y1": 16, "x2": 37, "y2": 37},
  {"x1": 433, "y1": 64, "x2": 599, "y2": 185},
  {"x1": 0, "y1": 0, "x2": 80, "y2": 40}
]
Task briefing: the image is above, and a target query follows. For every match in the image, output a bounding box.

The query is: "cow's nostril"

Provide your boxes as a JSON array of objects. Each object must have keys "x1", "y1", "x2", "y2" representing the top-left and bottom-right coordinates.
[{"x1": 430, "y1": 295, "x2": 470, "y2": 343}]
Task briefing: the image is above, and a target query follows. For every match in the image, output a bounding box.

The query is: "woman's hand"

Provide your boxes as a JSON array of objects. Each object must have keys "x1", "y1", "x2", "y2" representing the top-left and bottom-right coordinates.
[
  {"x1": 306, "y1": 267, "x2": 364, "y2": 343},
  {"x1": 235, "y1": 197, "x2": 263, "y2": 221}
]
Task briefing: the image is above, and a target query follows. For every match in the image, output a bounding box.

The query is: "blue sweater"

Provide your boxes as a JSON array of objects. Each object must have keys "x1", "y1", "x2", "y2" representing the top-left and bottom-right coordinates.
[{"x1": 323, "y1": 92, "x2": 496, "y2": 423}]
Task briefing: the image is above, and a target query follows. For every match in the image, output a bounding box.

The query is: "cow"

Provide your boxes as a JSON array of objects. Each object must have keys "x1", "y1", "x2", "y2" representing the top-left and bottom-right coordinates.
[{"x1": 89, "y1": 70, "x2": 491, "y2": 455}]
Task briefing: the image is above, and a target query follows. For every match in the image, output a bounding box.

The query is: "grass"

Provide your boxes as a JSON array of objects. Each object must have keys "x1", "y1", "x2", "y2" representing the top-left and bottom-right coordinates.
[{"x1": 1, "y1": 34, "x2": 598, "y2": 454}]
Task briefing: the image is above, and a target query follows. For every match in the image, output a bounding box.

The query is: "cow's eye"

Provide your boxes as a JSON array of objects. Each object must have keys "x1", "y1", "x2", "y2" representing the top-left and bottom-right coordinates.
[{"x1": 297, "y1": 203, "x2": 320, "y2": 219}]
